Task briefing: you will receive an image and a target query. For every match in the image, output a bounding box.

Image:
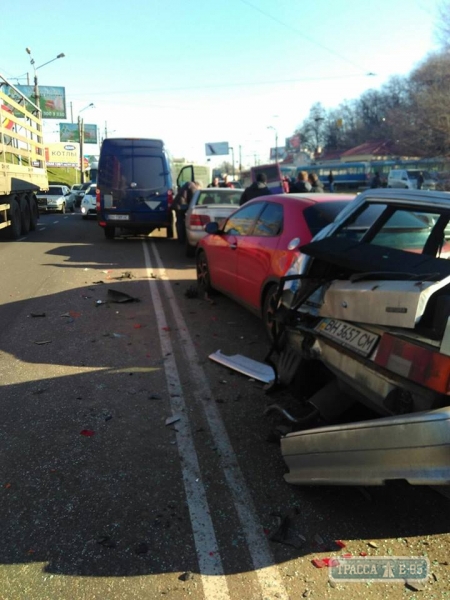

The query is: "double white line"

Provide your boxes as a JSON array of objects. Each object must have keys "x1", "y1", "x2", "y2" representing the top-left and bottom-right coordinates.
[{"x1": 143, "y1": 241, "x2": 289, "y2": 600}]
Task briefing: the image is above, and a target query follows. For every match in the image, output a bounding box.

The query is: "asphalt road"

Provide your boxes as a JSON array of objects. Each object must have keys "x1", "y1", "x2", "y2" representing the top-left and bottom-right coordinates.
[{"x1": 0, "y1": 211, "x2": 449, "y2": 600}]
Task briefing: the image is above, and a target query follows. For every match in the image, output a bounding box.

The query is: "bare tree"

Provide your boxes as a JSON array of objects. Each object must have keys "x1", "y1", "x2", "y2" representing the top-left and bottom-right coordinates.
[{"x1": 436, "y1": 0, "x2": 450, "y2": 50}]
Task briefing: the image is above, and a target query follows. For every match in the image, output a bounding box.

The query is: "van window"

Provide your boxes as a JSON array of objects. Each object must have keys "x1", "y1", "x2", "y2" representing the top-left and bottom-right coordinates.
[{"x1": 98, "y1": 140, "x2": 167, "y2": 190}]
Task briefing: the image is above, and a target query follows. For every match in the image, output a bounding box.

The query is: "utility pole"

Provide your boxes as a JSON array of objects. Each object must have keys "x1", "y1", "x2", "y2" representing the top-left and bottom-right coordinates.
[{"x1": 78, "y1": 116, "x2": 85, "y2": 183}]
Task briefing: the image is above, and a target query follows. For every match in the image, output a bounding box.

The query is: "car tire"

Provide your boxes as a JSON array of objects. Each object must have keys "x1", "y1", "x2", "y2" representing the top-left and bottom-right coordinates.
[
  {"x1": 29, "y1": 195, "x2": 39, "y2": 230},
  {"x1": 185, "y1": 240, "x2": 196, "y2": 257},
  {"x1": 196, "y1": 250, "x2": 213, "y2": 295},
  {"x1": 104, "y1": 226, "x2": 115, "y2": 240},
  {"x1": 19, "y1": 195, "x2": 31, "y2": 234},
  {"x1": 262, "y1": 283, "x2": 279, "y2": 342}
]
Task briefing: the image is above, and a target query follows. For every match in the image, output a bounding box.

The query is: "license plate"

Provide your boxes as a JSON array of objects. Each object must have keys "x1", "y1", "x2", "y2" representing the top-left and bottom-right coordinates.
[
  {"x1": 315, "y1": 318, "x2": 379, "y2": 357},
  {"x1": 107, "y1": 214, "x2": 129, "y2": 221}
]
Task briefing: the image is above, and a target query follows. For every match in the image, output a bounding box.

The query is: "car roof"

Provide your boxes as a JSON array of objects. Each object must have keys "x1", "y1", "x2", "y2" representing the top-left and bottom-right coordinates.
[
  {"x1": 353, "y1": 188, "x2": 450, "y2": 208},
  {"x1": 244, "y1": 193, "x2": 356, "y2": 208}
]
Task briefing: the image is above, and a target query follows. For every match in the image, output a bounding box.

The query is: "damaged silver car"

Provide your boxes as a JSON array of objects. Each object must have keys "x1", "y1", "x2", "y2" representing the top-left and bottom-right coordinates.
[{"x1": 271, "y1": 189, "x2": 450, "y2": 486}]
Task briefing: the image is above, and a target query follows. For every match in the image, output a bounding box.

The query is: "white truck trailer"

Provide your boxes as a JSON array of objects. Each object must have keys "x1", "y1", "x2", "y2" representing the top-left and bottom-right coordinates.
[{"x1": 0, "y1": 73, "x2": 48, "y2": 239}]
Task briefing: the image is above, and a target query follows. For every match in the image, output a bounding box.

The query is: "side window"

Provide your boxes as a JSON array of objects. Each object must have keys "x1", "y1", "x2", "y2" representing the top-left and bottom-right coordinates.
[
  {"x1": 335, "y1": 203, "x2": 388, "y2": 242},
  {"x1": 223, "y1": 202, "x2": 264, "y2": 236},
  {"x1": 252, "y1": 202, "x2": 283, "y2": 237}
]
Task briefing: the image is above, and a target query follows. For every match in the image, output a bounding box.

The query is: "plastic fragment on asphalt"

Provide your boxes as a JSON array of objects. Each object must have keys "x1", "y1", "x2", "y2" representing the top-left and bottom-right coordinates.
[
  {"x1": 107, "y1": 288, "x2": 140, "y2": 303},
  {"x1": 335, "y1": 540, "x2": 346, "y2": 548},
  {"x1": 80, "y1": 429, "x2": 95, "y2": 437},
  {"x1": 312, "y1": 557, "x2": 340, "y2": 568},
  {"x1": 360, "y1": 551, "x2": 368, "y2": 556},
  {"x1": 165, "y1": 415, "x2": 181, "y2": 426},
  {"x1": 209, "y1": 350, "x2": 276, "y2": 383},
  {"x1": 34, "y1": 340, "x2": 52, "y2": 345},
  {"x1": 368, "y1": 541, "x2": 378, "y2": 548}
]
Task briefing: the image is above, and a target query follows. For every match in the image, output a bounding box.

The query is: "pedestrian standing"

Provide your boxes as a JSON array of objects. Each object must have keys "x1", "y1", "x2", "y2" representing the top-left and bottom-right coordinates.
[
  {"x1": 308, "y1": 172, "x2": 324, "y2": 193},
  {"x1": 172, "y1": 181, "x2": 200, "y2": 243},
  {"x1": 328, "y1": 170, "x2": 334, "y2": 192},
  {"x1": 290, "y1": 171, "x2": 312, "y2": 193},
  {"x1": 239, "y1": 172, "x2": 271, "y2": 205},
  {"x1": 417, "y1": 171, "x2": 424, "y2": 190}
]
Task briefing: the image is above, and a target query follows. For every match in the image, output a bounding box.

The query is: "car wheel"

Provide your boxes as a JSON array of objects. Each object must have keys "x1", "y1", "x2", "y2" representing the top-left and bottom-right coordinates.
[
  {"x1": 196, "y1": 250, "x2": 213, "y2": 295},
  {"x1": 104, "y1": 226, "x2": 115, "y2": 240},
  {"x1": 185, "y1": 240, "x2": 196, "y2": 257},
  {"x1": 262, "y1": 283, "x2": 279, "y2": 342},
  {"x1": 60, "y1": 203, "x2": 66, "y2": 214}
]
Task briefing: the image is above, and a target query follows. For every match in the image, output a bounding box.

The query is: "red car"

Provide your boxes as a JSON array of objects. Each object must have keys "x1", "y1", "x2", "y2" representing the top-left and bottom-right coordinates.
[{"x1": 196, "y1": 193, "x2": 355, "y2": 336}]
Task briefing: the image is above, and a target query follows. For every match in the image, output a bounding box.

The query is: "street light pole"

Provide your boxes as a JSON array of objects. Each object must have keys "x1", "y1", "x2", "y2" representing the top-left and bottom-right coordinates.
[
  {"x1": 229, "y1": 146, "x2": 235, "y2": 179},
  {"x1": 77, "y1": 103, "x2": 94, "y2": 183},
  {"x1": 25, "y1": 48, "x2": 65, "y2": 113}
]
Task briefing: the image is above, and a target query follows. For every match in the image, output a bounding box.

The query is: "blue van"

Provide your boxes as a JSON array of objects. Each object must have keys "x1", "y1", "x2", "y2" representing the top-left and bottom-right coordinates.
[{"x1": 97, "y1": 138, "x2": 191, "y2": 240}]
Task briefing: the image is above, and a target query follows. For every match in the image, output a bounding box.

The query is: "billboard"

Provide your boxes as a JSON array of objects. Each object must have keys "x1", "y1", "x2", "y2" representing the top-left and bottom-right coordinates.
[
  {"x1": 59, "y1": 123, "x2": 98, "y2": 144},
  {"x1": 45, "y1": 142, "x2": 79, "y2": 167},
  {"x1": 15, "y1": 85, "x2": 66, "y2": 119},
  {"x1": 270, "y1": 147, "x2": 287, "y2": 160},
  {"x1": 286, "y1": 134, "x2": 301, "y2": 151},
  {"x1": 205, "y1": 141, "x2": 229, "y2": 156}
]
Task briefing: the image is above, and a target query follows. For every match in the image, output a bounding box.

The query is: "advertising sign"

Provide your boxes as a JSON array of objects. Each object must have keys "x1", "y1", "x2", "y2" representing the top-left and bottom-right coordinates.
[
  {"x1": 286, "y1": 134, "x2": 301, "y2": 151},
  {"x1": 205, "y1": 142, "x2": 229, "y2": 156},
  {"x1": 15, "y1": 85, "x2": 66, "y2": 119},
  {"x1": 59, "y1": 123, "x2": 98, "y2": 144},
  {"x1": 45, "y1": 142, "x2": 80, "y2": 167},
  {"x1": 270, "y1": 147, "x2": 287, "y2": 160}
]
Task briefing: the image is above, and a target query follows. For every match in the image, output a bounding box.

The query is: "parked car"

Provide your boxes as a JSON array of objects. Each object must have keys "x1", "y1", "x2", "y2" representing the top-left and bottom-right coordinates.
[
  {"x1": 71, "y1": 182, "x2": 92, "y2": 207},
  {"x1": 185, "y1": 187, "x2": 243, "y2": 256},
  {"x1": 36, "y1": 185, "x2": 75, "y2": 213},
  {"x1": 387, "y1": 169, "x2": 436, "y2": 190},
  {"x1": 272, "y1": 188, "x2": 450, "y2": 486},
  {"x1": 196, "y1": 193, "x2": 355, "y2": 337},
  {"x1": 80, "y1": 184, "x2": 97, "y2": 219}
]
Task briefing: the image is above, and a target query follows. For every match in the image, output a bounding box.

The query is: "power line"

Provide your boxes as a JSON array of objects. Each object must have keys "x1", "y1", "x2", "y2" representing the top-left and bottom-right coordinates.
[{"x1": 238, "y1": 0, "x2": 374, "y2": 74}]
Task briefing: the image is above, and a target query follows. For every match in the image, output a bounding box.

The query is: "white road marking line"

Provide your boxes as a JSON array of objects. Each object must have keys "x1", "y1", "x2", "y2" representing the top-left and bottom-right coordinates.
[
  {"x1": 53, "y1": 221, "x2": 59, "y2": 225},
  {"x1": 37, "y1": 227, "x2": 46, "y2": 230},
  {"x1": 150, "y1": 242, "x2": 289, "y2": 600},
  {"x1": 142, "y1": 242, "x2": 231, "y2": 600}
]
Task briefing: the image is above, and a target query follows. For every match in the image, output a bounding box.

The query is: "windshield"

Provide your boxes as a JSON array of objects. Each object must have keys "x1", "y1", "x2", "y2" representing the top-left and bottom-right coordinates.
[{"x1": 48, "y1": 187, "x2": 64, "y2": 195}]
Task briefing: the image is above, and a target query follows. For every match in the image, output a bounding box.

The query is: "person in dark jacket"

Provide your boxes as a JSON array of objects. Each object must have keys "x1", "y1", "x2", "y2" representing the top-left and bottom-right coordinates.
[
  {"x1": 239, "y1": 173, "x2": 271, "y2": 205},
  {"x1": 172, "y1": 181, "x2": 200, "y2": 242},
  {"x1": 370, "y1": 171, "x2": 382, "y2": 189},
  {"x1": 308, "y1": 172, "x2": 324, "y2": 193},
  {"x1": 290, "y1": 171, "x2": 312, "y2": 193}
]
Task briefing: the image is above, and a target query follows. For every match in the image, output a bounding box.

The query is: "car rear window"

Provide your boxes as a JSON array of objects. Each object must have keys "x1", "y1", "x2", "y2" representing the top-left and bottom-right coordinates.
[
  {"x1": 98, "y1": 140, "x2": 167, "y2": 190},
  {"x1": 196, "y1": 190, "x2": 241, "y2": 206},
  {"x1": 303, "y1": 201, "x2": 349, "y2": 236},
  {"x1": 48, "y1": 187, "x2": 64, "y2": 195}
]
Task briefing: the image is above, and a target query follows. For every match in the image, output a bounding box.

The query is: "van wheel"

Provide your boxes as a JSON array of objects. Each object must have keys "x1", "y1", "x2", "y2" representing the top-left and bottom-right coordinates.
[{"x1": 104, "y1": 226, "x2": 115, "y2": 240}]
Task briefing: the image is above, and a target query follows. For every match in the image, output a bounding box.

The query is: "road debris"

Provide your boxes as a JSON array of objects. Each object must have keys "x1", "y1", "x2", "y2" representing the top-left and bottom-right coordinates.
[
  {"x1": 33, "y1": 340, "x2": 52, "y2": 345},
  {"x1": 80, "y1": 429, "x2": 96, "y2": 437},
  {"x1": 29, "y1": 312, "x2": 46, "y2": 318},
  {"x1": 107, "y1": 288, "x2": 140, "y2": 303},
  {"x1": 268, "y1": 508, "x2": 306, "y2": 549},
  {"x1": 115, "y1": 271, "x2": 134, "y2": 280},
  {"x1": 165, "y1": 415, "x2": 181, "y2": 426},
  {"x1": 179, "y1": 571, "x2": 194, "y2": 581},
  {"x1": 97, "y1": 536, "x2": 116, "y2": 548},
  {"x1": 209, "y1": 350, "x2": 275, "y2": 383},
  {"x1": 184, "y1": 285, "x2": 198, "y2": 299}
]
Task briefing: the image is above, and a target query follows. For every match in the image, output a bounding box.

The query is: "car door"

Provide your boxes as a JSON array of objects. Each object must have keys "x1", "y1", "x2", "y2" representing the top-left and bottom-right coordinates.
[
  {"x1": 235, "y1": 201, "x2": 284, "y2": 309},
  {"x1": 206, "y1": 202, "x2": 265, "y2": 295}
]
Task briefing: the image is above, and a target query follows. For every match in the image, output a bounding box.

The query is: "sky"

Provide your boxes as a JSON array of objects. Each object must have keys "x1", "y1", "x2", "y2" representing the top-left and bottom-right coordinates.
[{"x1": 0, "y1": 0, "x2": 444, "y2": 170}]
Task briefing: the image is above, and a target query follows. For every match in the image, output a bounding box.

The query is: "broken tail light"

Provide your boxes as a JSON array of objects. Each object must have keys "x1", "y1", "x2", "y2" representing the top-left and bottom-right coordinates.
[
  {"x1": 375, "y1": 333, "x2": 450, "y2": 395},
  {"x1": 190, "y1": 214, "x2": 211, "y2": 228}
]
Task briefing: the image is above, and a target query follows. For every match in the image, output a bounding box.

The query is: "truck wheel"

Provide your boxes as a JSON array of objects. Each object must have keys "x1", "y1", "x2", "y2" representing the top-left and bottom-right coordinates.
[
  {"x1": 104, "y1": 226, "x2": 115, "y2": 240},
  {"x1": 19, "y1": 196, "x2": 31, "y2": 234},
  {"x1": 29, "y1": 195, "x2": 39, "y2": 230},
  {"x1": 8, "y1": 199, "x2": 22, "y2": 239}
]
